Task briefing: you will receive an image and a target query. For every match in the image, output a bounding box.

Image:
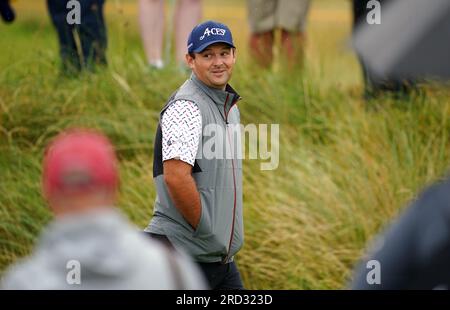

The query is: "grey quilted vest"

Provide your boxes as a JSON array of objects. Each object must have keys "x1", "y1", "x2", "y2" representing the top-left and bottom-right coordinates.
[{"x1": 145, "y1": 73, "x2": 244, "y2": 263}]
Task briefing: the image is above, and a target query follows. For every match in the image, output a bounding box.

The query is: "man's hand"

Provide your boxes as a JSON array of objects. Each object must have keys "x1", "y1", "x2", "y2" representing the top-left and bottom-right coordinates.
[{"x1": 163, "y1": 159, "x2": 202, "y2": 230}]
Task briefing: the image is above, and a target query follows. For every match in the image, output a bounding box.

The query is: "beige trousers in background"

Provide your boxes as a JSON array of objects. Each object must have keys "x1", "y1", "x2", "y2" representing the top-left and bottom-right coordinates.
[{"x1": 247, "y1": 0, "x2": 311, "y2": 33}]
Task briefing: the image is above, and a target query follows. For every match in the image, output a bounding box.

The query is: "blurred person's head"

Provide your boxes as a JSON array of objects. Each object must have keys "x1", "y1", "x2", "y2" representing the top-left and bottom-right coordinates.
[
  {"x1": 186, "y1": 21, "x2": 236, "y2": 90},
  {"x1": 42, "y1": 129, "x2": 119, "y2": 218}
]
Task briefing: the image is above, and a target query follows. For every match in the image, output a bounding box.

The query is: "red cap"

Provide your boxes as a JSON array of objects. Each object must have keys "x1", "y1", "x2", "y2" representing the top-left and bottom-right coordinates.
[{"x1": 42, "y1": 129, "x2": 119, "y2": 198}]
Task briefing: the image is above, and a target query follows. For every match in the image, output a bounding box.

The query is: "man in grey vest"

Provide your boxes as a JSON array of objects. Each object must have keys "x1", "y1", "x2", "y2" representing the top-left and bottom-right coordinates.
[{"x1": 144, "y1": 20, "x2": 245, "y2": 289}]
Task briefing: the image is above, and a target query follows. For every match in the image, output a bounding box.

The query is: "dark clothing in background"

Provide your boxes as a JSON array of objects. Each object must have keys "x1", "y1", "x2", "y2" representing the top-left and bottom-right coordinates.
[
  {"x1": 47, "y1": 0, "x2": 107, "y2": 72},
  {"x1": 352, "y1": 0, "x2": 413, "y2": 96},
  {"x1": 351, "y1": 177, "x2": 450, "y2": 289},
  {"x1": 0, "y1": 0, "x2": 15, "y2": 23}
]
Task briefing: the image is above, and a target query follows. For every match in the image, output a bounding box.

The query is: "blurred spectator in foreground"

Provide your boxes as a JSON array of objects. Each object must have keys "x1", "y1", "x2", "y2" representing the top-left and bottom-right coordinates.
[
  {"x1": 0, "y1": 0, "x2": 15, "y2": 23},
  {"x1": 138, "y1": 0, "x2": 202, "y2": 70},
  {"x1": 1, "y1": 129, "x2": 206, "y2": 289},
  {"x1": 247, "y1": 0, "x2": 311, "y2": 69},
  {"x1": 47, "y1": 0, "x2": 108, "y2": 74},
  {"x1": 351, "y1": 176, "x2": 450, "y2": 289}
]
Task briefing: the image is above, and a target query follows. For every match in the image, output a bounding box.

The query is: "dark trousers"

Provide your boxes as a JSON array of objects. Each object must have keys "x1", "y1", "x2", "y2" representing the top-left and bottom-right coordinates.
[
  {"x1": 47, "y1": 0, "x2": 107, "y2": 72},
  {"x1": 145, "y1": 232, "x2": 245, "y2": 290},
  {"x1": 197, "y1": 261, "x2": 244, "y2": 290},
  {"x1": 0, "y1": 0, "x2": 15, "y2": 23}
]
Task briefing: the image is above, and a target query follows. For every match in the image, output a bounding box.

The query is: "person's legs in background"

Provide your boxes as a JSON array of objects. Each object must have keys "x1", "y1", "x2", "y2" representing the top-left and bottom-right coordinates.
[
  {"x1": 174, "y1": 0, "x2": 202, "y2": 69},
  {"x1": 280, "y1": 30, "x2": 306, "y2": 69},
  {"x1": 249, "y1": 31, "x2": 274, "y2": 69},
  {"x1": 0, "y1": 0, "x2": 15, "y2": 23},
  {"x1": 278, "y1": 0, "x2": 311, "y2": 70},
  {"x1": 78, "y1": 0, "x2": 107, "y2": 70},
  {"x1": 247, "y1": 0, "x2": 276, "y2": 69},
  {"x1": 47, "y1": 0, "x2": 81, "y2": 73},
  {"x1": 138, "y1": 0, "x2": 165, "y2": 69}
]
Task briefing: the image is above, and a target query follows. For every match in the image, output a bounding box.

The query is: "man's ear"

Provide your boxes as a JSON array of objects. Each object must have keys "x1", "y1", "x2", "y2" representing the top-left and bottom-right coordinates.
[
  {"x1": 232, "y1": 48, "x2": 237, "y2": 64},
  {"x1": 186, "y1": 53, "x2": 195, "y2": 69}
]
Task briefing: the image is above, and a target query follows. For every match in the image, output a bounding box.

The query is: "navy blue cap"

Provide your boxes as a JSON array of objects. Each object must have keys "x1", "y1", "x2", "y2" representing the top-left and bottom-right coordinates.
[{"x1": 187, "y1": 20, "x2": 235, "y2": 54}]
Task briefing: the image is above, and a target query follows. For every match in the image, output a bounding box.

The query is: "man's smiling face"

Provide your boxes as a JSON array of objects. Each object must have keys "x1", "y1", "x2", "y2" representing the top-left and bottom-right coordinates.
[{"x1": 186, "y1": 43, "x2": 236, "y2": 90}]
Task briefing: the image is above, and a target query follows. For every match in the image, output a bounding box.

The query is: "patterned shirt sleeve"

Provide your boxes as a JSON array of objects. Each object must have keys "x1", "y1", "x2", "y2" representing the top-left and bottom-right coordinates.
[{"x1": 161, "y1": 100, "x2": 202, "y2": 166}]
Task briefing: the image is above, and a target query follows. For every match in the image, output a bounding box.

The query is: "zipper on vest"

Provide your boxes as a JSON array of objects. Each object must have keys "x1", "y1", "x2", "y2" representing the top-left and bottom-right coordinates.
[
  {"x1": 224, "y1": 94, "x2": 230, "y2": 124},
  {"x1": 222, "y1": 93, "x2": 240, "y2": 264}
]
